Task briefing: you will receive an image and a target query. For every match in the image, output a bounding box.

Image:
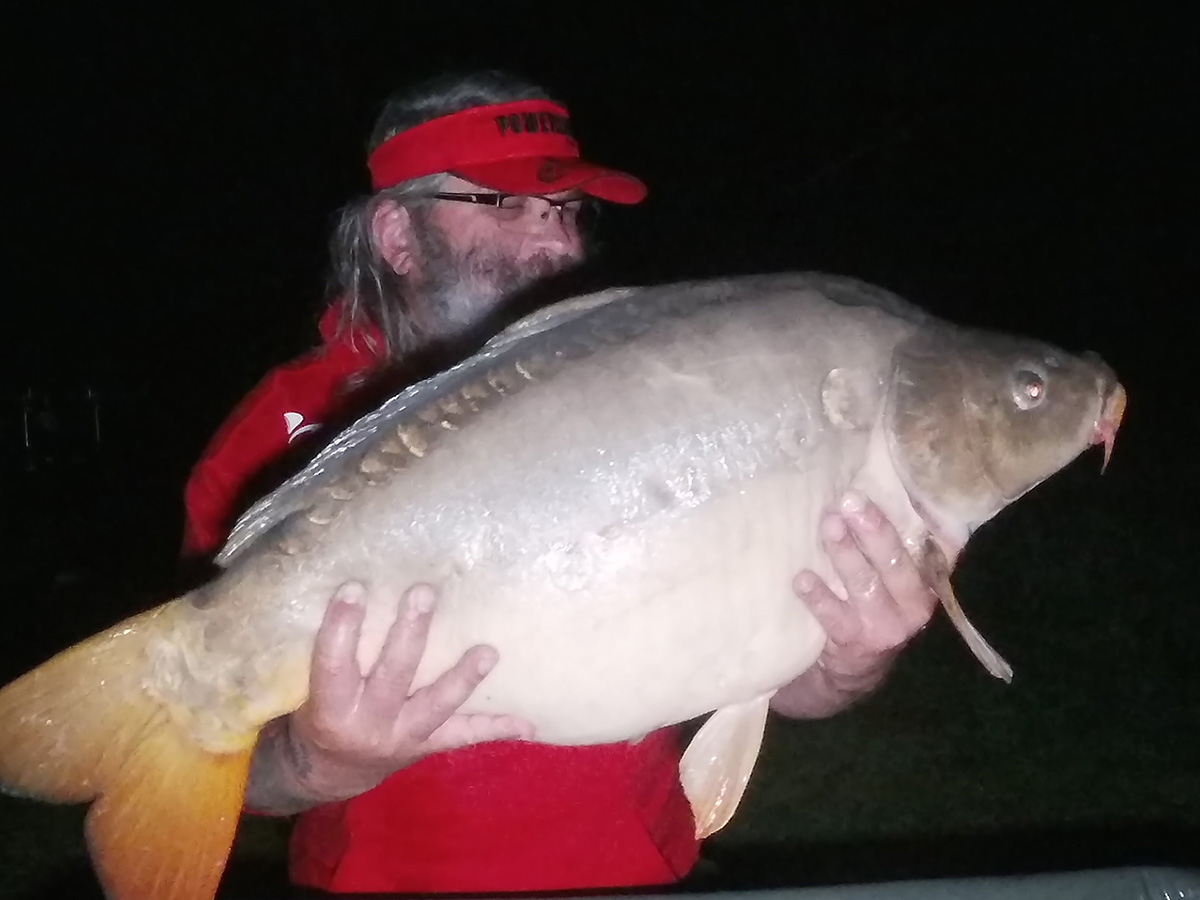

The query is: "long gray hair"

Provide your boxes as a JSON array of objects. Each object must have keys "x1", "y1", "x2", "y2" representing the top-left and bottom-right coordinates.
[{"x1": 327, "y1": 70, "x2": 557, "y2": 361}]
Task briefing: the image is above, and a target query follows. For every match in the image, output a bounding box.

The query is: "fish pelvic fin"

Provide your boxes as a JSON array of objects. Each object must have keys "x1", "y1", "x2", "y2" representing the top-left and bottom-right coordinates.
[
  {"x1": 0, "y1": 601, "x2": 256, "y2": 900},
  {"x1": 679, "y1": 694, "x2": 771, "y2": 840}
]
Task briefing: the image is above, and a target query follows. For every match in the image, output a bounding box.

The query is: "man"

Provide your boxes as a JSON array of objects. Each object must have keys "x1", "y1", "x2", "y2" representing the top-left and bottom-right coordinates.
[{"x1": 182, "y1": 70, "x2": 938, "y2": 895}]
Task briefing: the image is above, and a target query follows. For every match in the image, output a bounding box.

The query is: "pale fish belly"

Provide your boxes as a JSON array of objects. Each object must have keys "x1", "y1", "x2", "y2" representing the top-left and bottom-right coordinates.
[{"x1": 410, "y1": 465, "x2": 838, "y2": 746}]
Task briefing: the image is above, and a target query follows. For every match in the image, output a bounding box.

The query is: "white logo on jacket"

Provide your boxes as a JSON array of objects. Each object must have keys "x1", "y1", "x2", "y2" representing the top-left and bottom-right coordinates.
[{"x1": 283, "y1": 412, "x2": 321, "y2": 444}]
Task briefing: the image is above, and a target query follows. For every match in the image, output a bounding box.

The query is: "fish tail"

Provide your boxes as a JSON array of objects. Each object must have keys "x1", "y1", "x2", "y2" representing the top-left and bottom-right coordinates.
[{"x1": 0, "y1": 601, "x2": 256, "y2": 900}]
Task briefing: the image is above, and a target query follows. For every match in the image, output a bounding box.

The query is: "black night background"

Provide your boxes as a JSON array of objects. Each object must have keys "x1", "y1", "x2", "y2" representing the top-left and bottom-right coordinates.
[{"x1": 2, "y1": 3, "x2": 1197, "y2": 898}]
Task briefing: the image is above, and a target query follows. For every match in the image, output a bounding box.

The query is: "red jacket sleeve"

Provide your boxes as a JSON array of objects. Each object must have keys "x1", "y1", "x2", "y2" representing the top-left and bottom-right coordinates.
[
  {"x1": 182, "y1": 373, "x2": 300, "y2": 559},
  {"x1": 181, "y1": 355, "x2": 351, "y2": 561}
]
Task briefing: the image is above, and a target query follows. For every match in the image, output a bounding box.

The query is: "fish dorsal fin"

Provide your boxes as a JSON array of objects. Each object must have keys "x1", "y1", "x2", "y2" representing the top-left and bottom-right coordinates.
[
  {"x1": 483, "y1": 287, "x2": 637, "y2": 351},
  {"x1": 216, "y1": 271, "x2": 913, "y2": 566},
  {"x1": 216, "y1": 355, "x2": 514, "y2": 566},
  {"x1": 214, "y1": 287, "x2": 639, "y2": 567},
  {"x1": 678, "y1": 695, "x2": 772, "y2": 839}
]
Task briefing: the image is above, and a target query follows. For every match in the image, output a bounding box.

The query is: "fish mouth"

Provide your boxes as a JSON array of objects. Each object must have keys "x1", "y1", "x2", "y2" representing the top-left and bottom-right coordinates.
[{"x1": 1092, "y1": 382, "x2": 1127, "y2": 473}]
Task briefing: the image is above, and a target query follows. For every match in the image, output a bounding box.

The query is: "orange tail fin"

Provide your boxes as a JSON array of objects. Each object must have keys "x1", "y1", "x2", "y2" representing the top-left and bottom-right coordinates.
[{"x1": 0, "y1": 603, "x2": 257, "y2": 900}]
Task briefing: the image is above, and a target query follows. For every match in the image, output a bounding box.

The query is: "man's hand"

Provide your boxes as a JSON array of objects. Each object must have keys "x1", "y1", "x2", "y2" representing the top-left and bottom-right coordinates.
[
  {"x1": 245, "y1": 581, "x2": 536, "y2": 815},
  {"x1": 770, "y1": 490, "x2": 939, "y2": 719}
]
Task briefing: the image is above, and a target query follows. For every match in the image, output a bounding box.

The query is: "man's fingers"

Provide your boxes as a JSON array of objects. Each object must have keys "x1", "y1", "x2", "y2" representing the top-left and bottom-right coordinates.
[
  {"x1": 793, "y1": 570, "x2": 861, "y2": 648},
  {"x1": 819, "y1": 506, "x2": 892, "y2": 617},
  {"x1": 360, "y1": 584, "x2": 437, "y2": 716},
  {"x1": 837, "y1": 491, "x2": 937, "y2": 632},
  {"x1": 397, "y1": 645, "x2": 499, "y2": 743},
  {"x1": 307, "y1": 582, "x2": 368, "y2": 721}
]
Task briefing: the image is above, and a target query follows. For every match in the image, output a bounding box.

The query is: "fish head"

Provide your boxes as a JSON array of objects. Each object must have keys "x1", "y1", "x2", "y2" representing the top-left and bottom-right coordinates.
[{"x1": 883, "y1": 322, "x2": 1126, "y2": 549}]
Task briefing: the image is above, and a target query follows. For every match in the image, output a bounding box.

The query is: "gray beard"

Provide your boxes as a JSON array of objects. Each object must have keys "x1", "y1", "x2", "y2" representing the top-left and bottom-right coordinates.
[{"x1": 412, "y1": 217, "x2": 574, "y2": 345}]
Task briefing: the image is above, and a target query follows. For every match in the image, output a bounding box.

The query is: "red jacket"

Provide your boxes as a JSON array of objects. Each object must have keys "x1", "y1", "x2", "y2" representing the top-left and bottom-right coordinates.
[{"x1": 182, "y1": 303, "x2": 700, "y2": 894}]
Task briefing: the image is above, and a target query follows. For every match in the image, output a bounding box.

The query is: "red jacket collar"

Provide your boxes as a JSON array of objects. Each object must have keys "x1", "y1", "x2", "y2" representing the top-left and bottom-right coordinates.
[{"x1": 319, "y1": 298, "x2": 388, "y2": 363}]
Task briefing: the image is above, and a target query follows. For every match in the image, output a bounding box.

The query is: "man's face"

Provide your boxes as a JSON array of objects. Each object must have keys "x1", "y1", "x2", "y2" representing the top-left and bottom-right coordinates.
[{"x1": 406, "y1": 175, "x2": 588, "y2": 338}]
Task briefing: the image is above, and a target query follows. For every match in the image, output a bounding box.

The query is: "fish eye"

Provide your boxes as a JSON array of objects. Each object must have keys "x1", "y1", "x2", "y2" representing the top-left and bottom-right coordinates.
[{"x1": 1012, "y1": 368, "x2": 1046, "y2": 410}]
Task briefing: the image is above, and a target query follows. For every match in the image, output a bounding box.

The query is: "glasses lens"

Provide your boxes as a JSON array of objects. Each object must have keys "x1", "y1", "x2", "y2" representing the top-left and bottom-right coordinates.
[{"x1": 492, "y1": 196, "x2": 594, "y2": 233}]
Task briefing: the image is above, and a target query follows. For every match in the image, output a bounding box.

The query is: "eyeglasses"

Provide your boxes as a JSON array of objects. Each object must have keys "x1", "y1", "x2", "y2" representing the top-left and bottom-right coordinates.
[{"x1": 421, "y1": 191, "x2": 598, "y2": 232}]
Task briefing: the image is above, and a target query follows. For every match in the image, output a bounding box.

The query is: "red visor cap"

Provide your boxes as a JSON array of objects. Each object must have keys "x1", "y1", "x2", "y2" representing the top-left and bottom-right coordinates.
[{"x1": 367, "y1": 100, "x2": 648, "y2": 205}]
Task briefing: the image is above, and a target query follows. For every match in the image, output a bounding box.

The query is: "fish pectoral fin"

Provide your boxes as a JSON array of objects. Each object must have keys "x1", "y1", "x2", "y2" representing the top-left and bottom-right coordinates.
[
  {"x1": 678, "y1": 695, "x2": 771, "y2": 839},
  {"x1": 87, "y1": 714, "x2": 253, "y2": 900},
  {"x1": 921, "y1": 538, "x2": 1014, "y2": 683}
]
